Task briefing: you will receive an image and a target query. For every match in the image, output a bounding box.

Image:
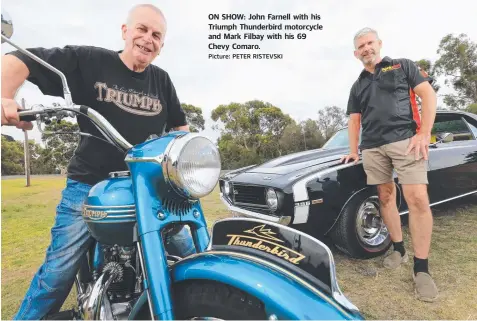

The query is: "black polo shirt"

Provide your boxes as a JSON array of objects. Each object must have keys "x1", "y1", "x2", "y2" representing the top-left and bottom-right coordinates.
[{"x1": 347, "y1": 56, "x2": 433, "y2": 150}]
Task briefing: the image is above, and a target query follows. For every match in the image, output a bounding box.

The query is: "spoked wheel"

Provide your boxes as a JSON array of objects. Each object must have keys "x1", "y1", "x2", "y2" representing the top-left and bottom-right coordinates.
[
  {"x1": 134, "y1": 279, "x2": 267, "y2": 320},
  {"x1": 330, "y1": 190, "x2": 391, "y2": 259}
]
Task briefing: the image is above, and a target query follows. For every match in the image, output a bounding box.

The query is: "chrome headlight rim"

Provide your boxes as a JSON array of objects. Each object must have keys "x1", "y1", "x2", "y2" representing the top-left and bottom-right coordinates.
[
  {"x1": 162, "y1": 133, "x2": 221, "y2": 199},
  {"x1": 224, "y1": 181, "x2": 231, "y2": 195},
  {"x1": 265, "y1": 187, "x2": 279, "y2": 212}
]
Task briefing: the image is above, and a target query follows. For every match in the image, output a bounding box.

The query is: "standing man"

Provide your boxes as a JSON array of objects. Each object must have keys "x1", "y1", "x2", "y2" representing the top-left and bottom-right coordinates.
[
  {"x1": 341, "y1": 27, "x2": 438, "y2": 302},
  {"x1": 2, "y1": 4, "x2": 195, "y2": 319}
]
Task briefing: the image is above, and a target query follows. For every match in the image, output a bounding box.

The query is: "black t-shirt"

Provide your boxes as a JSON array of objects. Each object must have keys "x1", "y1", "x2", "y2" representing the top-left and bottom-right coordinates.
[
  {"x1": 8, "y1": 45, "x2": 187, "y2": 185},
  {"x1": 346, "y1": 56, "x2": 433, "y2": 150}
]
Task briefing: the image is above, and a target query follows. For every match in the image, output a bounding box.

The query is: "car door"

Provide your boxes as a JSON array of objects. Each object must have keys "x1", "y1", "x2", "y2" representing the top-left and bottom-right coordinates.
[
  {"x1": 427, "y1": 115, "x2": 477, "y2": 203},
  {"x1": 460, "y1": 115, "x2": 477, "y2": 194}
]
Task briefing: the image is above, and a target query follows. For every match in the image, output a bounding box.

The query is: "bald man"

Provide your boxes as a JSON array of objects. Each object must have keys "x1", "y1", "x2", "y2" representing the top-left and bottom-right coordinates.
[{"x1": 2, "y1": 4, "x2": 193, "y2": 319}]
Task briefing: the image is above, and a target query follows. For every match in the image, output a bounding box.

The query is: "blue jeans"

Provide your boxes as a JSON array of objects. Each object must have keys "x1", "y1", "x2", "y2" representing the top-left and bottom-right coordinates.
[{"x1": 14, "y1": 178, "x2": 196, "y2": 320}]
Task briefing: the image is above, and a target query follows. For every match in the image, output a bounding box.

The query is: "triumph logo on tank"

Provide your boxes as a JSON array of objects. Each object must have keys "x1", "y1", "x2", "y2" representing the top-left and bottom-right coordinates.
[
  {"x1": 94, "y1": 82, "x2": 163, "y2": 116},
  {"x1": 226, "y1": 225, "x2": 306, "y2": 265},
  {"x1": 82, "y1": 208, "x2": 108, "y2": 220}
]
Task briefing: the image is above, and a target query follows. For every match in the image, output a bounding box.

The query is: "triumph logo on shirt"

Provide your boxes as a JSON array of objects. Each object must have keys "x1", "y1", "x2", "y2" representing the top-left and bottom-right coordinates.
[{"x1": 94, "y1": 82, "x2": 163, "y2": 116}]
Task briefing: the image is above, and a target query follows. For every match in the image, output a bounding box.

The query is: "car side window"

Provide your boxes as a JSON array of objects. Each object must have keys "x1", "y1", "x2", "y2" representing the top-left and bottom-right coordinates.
[{"x1": 431, "y1": 118, "x2": 474, "y2": 143}]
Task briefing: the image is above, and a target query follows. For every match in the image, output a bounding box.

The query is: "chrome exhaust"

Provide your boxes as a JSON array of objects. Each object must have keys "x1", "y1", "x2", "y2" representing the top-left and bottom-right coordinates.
[{"x1": 83, "y1": 262, "x2": 123, "y2": 320}]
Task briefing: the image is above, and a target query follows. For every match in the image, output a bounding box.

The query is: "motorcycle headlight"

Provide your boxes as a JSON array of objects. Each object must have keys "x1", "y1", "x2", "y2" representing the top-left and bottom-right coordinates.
[
  {"x1": 163, "y1": 133, "x2": 221, "y2": 199},
  {"x1": 265, "y1": 188, "x2": 278, "y2": 211}
]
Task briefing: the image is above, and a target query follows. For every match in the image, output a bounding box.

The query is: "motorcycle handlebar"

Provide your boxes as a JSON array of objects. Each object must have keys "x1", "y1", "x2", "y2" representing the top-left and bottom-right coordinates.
[{"x1": 18, "y1": 105, "x2": 133, "y2": 151}]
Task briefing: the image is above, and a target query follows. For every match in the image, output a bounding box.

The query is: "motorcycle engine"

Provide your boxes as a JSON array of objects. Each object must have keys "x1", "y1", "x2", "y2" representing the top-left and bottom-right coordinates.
[
  {"x1": 101, "y1": 244, "x2": 139, "y2": 303},
  {"x1": 78, "y1": 243, "x2": 143, "y2": 320}
]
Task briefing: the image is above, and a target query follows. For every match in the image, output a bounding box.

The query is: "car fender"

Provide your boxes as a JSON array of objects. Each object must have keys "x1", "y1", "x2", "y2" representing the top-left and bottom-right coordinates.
[
  {"x1": 128, "y1": 251, "x2": 363, "y2": 320},
  {"x1": 323, "y1": 182, "x2": 402, "y2": 236}
]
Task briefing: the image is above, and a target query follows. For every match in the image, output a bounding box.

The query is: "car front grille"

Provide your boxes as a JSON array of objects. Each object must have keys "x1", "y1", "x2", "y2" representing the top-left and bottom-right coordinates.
[
  {"x1": 232, "y1": 184, "x2": 267, "y2": 207},
  {"x1": 240, "y1": 205, "x2": 272, "y2": 215}
]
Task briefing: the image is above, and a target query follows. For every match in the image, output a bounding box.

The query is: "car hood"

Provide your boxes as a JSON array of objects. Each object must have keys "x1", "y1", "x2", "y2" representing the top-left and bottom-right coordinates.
[{"x1": 223, "y1": 146, "x2": 350, "y2": 187}]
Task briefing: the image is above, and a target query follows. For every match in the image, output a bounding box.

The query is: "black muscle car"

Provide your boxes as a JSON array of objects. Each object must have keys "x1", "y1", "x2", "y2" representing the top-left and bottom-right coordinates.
[{"x1": 219, "y1": 110, "x2": 477, "y2": 259}]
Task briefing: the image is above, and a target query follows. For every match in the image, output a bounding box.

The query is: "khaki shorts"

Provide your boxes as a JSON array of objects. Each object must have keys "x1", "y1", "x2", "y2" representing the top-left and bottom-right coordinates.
[{"x1": 362, "y1": 138, "x2": 428, "y2": 185}]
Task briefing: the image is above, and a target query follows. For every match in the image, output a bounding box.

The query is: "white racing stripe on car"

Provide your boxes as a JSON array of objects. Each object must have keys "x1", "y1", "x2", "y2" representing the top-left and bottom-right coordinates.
[
  {"x1": 293, "y1": 205, "x2": 310, "y2": 224},
  {"x1": 429, "y1": 145, "x2": 475, "y2": 150},
  {"x1": 292, "y1": 161, "x2": 360, "y2": 202},
  {"x1": 290, "y1": 161, "x2": 360, "y2": 224}
]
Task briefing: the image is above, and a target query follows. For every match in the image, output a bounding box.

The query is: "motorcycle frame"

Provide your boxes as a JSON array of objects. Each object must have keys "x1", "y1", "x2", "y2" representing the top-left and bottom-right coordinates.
[{"x1": 124, "y1": 133, "x2": 211, "y2": 319}]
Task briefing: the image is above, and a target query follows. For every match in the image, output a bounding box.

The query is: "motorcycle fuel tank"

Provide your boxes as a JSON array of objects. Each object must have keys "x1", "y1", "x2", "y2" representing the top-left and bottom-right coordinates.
[{"x1": 82, "y1": 171, "x2": 136, "y2": 246}]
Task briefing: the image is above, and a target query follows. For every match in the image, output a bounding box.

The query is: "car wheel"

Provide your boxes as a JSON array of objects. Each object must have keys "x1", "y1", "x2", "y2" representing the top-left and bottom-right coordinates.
[{"x1": 330, "y1": 189, "x2": 391, "y2": 259}]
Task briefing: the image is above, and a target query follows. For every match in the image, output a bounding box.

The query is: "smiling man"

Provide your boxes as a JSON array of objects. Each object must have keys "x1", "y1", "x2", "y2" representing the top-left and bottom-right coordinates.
[
  {"x1": 341, "y1": 27, "x2": 438, "y2": 302},
  {"x1": 2, "y1": 4, "x2": 193, "y2": 319},
  {"x1": 120, "y1": 4, "x2": 167, "y2": 72}
]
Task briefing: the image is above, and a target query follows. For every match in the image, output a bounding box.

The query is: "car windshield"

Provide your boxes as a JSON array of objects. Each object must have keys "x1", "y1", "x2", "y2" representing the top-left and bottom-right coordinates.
[{"x1": 322, "y1": 128, "x2": 361, "y2": 149}]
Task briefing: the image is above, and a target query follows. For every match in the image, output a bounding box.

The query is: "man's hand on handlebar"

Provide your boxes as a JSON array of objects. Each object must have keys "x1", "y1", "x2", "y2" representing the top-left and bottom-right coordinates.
[{"x1": 1, "y1": 98, "x2": 33, "y2": 130}]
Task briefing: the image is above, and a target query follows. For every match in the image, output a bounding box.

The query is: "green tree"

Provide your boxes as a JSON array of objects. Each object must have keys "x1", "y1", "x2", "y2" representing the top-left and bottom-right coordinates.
[
  {"x1": 217, "y1": 133, "x2": 262, "y2": 169},
  {"x1": 41, "y1": 120, "x2": 79, "y2": 172},
  {"x1": 467, "y1": 103, "x2": 477, "y2": 114},
  {"x1": 316, "y1": 106, "x2": 347, "y2": 141},
  {"x1": 28, "y1": 140, "x2": 58, "y2": 174},
  {"x1": 211, "y1": 100, "x2": 293, "y2": 168},
  {"x1": 1, "y1": 136, "x2": 24, "y2": 175},
  {"x1": 181, "y1": 103, "x2": 205, "y2": 132},
  {"x1": 415, "y1": 59, "x2": 441, "y2": 93},
  {"x1": 433, "y1": 33, "x2": 477, "y2": 110},
  {"x1": 301, "y1": 119, "x2": 326, "y2": 150},
  {"x1": 279, "y1": 122, "x2": 304, "y2": 154}
]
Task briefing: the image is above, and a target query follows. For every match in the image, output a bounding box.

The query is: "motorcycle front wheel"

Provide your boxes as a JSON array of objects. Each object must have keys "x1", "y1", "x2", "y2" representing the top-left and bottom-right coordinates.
[{"x1": 134, "y1": 279, "x2": 267, "y2": 320}]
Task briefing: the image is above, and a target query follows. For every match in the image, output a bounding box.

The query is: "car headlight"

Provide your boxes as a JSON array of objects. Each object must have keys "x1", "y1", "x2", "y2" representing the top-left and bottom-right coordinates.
[
  {"x1": 224, "y1": 181, "x2": 231, "y2": 195},
  {"x1": 163, "y1": 133, "x2": 221, "y2": 199},
  {"x1": 266, "y1": 188, "x2": 278, "y2": 211}
]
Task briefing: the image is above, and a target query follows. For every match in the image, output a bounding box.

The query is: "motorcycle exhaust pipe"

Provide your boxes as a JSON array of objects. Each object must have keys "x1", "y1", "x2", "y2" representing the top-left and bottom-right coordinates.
[{"x1": 83, "y1": 262, "x2": 123, "y2": 320}]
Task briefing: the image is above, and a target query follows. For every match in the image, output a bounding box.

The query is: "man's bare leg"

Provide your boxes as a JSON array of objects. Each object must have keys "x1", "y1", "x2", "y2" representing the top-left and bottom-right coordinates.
[
  {"x1": 377, "y1": 182, "x2": 402, "y2": 242},
  {"x1": 377, "y1": 182, "x2": 408, "y2": 268},
  {"x1": 400, "y1": 183, "x2": 438, "y2": 302},
  {"x1": 401, "y1": 184, "x2": 433, "y2": 260}
]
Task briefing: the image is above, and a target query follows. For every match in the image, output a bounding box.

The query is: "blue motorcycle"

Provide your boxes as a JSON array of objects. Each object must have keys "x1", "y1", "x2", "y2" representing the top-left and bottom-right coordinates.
[{"x1": 2, "y1": 11, "x2": 364, "y2": 320}]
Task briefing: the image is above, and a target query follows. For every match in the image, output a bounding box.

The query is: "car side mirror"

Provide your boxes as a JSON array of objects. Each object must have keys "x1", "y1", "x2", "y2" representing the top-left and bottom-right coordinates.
[
  {"x1": 438, "y1": 132, "x2": 454, "y2": 143},
  {"x1": 1, "y1": 10, "x2": 13, "y2": 42}
]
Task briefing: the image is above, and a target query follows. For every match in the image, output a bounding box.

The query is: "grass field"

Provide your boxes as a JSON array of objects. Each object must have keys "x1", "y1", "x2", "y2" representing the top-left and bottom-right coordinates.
[{"x1": 2, "y1": 176, "x2": 477, "y2": 320}]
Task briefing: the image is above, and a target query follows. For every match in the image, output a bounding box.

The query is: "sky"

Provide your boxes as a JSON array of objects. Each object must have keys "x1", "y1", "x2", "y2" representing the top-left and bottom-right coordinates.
[{"x1": 1, "y1": 0, "x2": 477, "y2": 145}]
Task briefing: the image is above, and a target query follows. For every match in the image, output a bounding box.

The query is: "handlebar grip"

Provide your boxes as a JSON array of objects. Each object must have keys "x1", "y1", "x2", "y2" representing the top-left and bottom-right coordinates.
[
  {"x1": 19, "y1": 114, "x2": 37, "y2": 122},
  {"x1": 79, "y1": 105, "x2": 89, "y2": 114}
]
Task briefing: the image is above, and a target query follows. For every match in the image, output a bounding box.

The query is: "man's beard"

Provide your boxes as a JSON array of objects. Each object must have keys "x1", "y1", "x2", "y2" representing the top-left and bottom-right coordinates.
[{"x1": 361, "y1": 53, "x2": 376, "y2": 65}]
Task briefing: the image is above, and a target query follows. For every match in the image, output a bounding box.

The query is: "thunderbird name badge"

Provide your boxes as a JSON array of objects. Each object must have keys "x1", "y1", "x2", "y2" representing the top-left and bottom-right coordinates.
[
  {"x1": 226, "y1": 224, "x2": 306, "y2": 265},
  {"x1": 211, "y1": 218, "x2": 333, "y2": 291}
]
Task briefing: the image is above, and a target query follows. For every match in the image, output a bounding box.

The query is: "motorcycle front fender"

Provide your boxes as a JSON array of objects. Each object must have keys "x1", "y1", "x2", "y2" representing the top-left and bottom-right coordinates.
[{"x1": 129, "y1": 251, "x2": 363, "y2": 320}]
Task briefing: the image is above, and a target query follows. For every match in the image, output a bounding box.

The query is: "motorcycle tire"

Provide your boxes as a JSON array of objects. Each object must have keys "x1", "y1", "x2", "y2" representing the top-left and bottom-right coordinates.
[{"x1": 134, "y1": 279, "x2": 267, "y2": 320}]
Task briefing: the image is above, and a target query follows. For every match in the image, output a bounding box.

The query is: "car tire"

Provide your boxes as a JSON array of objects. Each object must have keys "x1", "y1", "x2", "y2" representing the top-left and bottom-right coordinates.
[{"x1": 330, "y1": 189, "x2": 391, "y2": 259}]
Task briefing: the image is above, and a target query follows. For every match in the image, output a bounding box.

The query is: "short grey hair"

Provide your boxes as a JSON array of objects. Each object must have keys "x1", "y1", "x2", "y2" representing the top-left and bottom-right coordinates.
[
  {"x1": 353, "y1": 27, "x2": 379, "y2": 47},
  {"x1": 126, "y1": 4, "x2": 167, "y2": 27}
]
